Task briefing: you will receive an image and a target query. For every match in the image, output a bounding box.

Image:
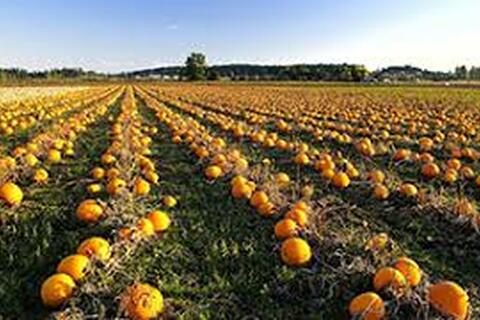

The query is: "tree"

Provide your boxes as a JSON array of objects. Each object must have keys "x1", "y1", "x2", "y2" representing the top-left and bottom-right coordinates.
[
  {"x1": 185, "y1": 52, "x2": 207, "y2": 81},
  {"x1": 469, "y1": 66, "x2": 480, "y2": 80},
  {"x1": 206, "y1": 68, "x2": 220, "y2": 81},
  {"x1": 455, "y1": 65, "x2": 468, "y2": 79},
  {"x1": 351, "y1": 65, "x2": 369, "y2": 81}
]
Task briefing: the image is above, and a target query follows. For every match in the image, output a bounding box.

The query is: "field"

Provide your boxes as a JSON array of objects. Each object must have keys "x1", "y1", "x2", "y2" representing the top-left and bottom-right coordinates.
[{"x1": 1, "y1": 83, "x2": 480, "y2": 320}]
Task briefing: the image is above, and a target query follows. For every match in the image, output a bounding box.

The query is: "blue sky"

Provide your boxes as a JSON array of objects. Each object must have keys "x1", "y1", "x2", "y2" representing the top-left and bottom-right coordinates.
[{"x1": 1, "y1": 0, "x2": 479, "y2": 72}]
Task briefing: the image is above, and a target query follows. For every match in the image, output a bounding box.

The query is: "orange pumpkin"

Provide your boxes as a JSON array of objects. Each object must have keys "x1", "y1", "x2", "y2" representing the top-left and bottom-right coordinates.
[
  {"x1": 393, "y1": 257, "x2": 421, "y2": 286},
  {"x1": 421, "y1": 162, "x2": 440, "y2": 178},
  {"x1": 121, "y1": 283, "x2": 164, "y2": 320},
  {"x1": 147, "y1": 210, "x2": 171, "y2": 232},
  {"x1": 76, "y1": 199, "x2": 103, "y2": 222},
  {"x1": 373, "y1": 267, "x2": 407, "y2": 292},
  {"x1": 427, "y1": 281, "x2": 469, "y2": 320},
  {"x1": 0, "y1": 182, "x2": 23, "y2": 206},
  {"x1": 280, "y1": 237, "x2": 312, "y2": 266},
  {"x1": 332, "y1": 171, "x2": 350, "y2": 189},
  {"x1": 349, "y1": 292, "x2": 385, "y2": 320},
  {"x1": 40, "y1": 273, "x2": 76, "y2": 308},
  {"x1": 274, "y1": 218, "x2": 298, "y2": 239}
]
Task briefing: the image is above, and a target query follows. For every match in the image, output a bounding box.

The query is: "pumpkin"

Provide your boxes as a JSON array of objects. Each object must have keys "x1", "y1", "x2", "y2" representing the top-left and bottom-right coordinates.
[
  {"x1": 274, "y1": 218, "x2": 298, "y2": 239},
  {"x1": 250, "y1": 191, "x2": 269, "y2": 208},
  {"x1": 314, "y1": 158, "x2": 335, "y2": 171},
  {"x1": 101, "y1": 153, "x2": 116, "y2": 165},
  {"x1": 346, "y1": 165, "x2": 360, "y2": 178},
  {"x1": 257, "y1": 201, "x2": 275, "y2": 217},
  {"x1": 444, "y1": 169, "x2": 458, "y2": 184},
  {"x1": 321, "y1": 168, "x2": 335, "y2": 180},
  {"x1": 205, "y1": 165, "x2": 223, "y2": 179},
  {"x1": 419, "y1": 152, "x2": 435, "y2": 163},
  {"x1": 447, "y1": 158, "x2": 462, "y2": 170},
  {"x1": 120, "y1": 283, "x2": 164, "y2": 320},
  {"x1": 87, "y1": 183, "x2": 103, "y2": 194},
  {"x1": 294, "y1": 201, "x2": 310, "y2": 213},
  {"x1": 372, "y1": 184, "x2": 389, "y2": 200},
  {"x1": 0, "y1": 156, "x2": 16, "y2": 170},
  {"x1": 77, "y1": 237, "x2": 111, "y2": 261},
  {"x1": 163, "y1": 195, "x2": 177, "y2": 207},
  {"x1": 33, "y1": 168, "x2": 49, "y2": 183},
  {"x1": 134, "y1": 178, "x2": 150, "y2": 196},
  {"x1": 427, "y1": 281, "x2": 469, "y2": 320},
  {"x1": 348, "y1": 292, "x2": 385, "y2": 320},
  {"x1": 399, "y1": 183, "x2": 418, "y2": 197},
  {"x1": 76, "y1": 199, "x2": 103, "y2": 222},
  {"x1": 172, "y1": 135, "x2": 182, "y2": 144},
  {"x1": 293, "y1": 153, "x2": 310, "y2": 165},
  {"x1": 285, "y1": 208, "x2": 308, "y2": 227},
  {"x1": 142, "y1": 169, "x2": 158, "y2": 183},
  {"x1": 56, "y1": 254, "x2": 90, "y2": 281},
  {"x1": 368, "y1": 170, "x2": 385, "y2": 184},
  {"x1": 107, "y1": 177, "x2": 127, "y2": 195},
  {"x1": 373, "y1": 267, "x2": 407, "y2": 292},
  {"x1": 231, "y1": 181, "x2": 254, "y2": 199},
  {"x1": 421, "y1": 162, "x2": 440, "y2": 178},
  {"x1": 393, "y1": 257, "x2": 421, "y2": 286},
  {"x1": 53, "y1": 139, "x2": 65, "y2": 150},
  {"x1": 275, "y1": 172, "x2": 290, "y2": 187},
  {"x1": 460, "y1": 166, "x2": 475, "y2": 179},
  {"x1": 356, "y1": 138, "x2": 375, "y2": 157},
  {"x1": 47, "y1": 149, "x2": 62, "y2": 163},
  {"x1": 280, "y1": 237, "x2": 312, "y2": 266},
  {"x1": 0, "y1": 182, "x2": 23, "y2": 206},
  {"x1": 332, "y1": 171, "x2": 350, "y2": 189},
  {"x1": 393, "y1": 148, "x2": 411, "y2": 161},
  {"x1": 231, "y1": 175, "x2": 248, "y2": 187},
  {"x1": 261, "y1": 158, "x2": 272, "y2": 165},
  {"x1": 301, "y1": 185, "x2": 314, "y2": 198},
  {"x1": 419, "y1": 137, "x2": 434, "y2": 151},
  {"x1": 364, "y1": 233, "x2": 389, "y2": 251},
  {"x1": 263, "y1": 138, "x2": 275, "y2": 148},
  {"x1": 107, "y1": 168, "x2": 121, "y2": 179},
  {"x1": 24, "y1": 153, "x2": 39, "y2": 167},
  {"x1": 136, "y1": 218, "x2": 155, "y2": 237},
  {"x1": 40, "y1": 273, "x2": 76, "y2": 308},
  {"x1": 234, "y1": 158, "x2": 249, "y2": 172},
  {"x1": 147, "y1": 210, "x2": 170, "y2": 232}
]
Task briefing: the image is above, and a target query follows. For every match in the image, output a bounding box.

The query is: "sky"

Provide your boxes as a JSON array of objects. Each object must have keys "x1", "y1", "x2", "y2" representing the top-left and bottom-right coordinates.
[{"x1": 0, "y1": 0, "x2": 479, "y2": 73}]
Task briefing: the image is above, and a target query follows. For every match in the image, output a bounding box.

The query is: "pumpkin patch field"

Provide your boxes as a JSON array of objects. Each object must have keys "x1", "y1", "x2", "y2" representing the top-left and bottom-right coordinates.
[{"x1": 2, "y1": 83, "x2": 480, "y2": 319}]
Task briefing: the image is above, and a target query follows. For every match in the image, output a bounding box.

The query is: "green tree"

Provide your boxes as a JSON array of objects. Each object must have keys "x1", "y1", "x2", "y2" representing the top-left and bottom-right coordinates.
[
  {"x1": 206, "y1": 68, "x2": 220, "y2": 81},
  {"x1": 351, "y1": 65, "x2": 369, "y2": 81},
  {"x1": 185, "y1": 52, "x2": 207, "y2": 81},
  {"x1": 455, "y1": 65, "x2": 468, "y2": 79},
  {"x1": 469, "y1": 66, "x2": 480, "y2": 80}
]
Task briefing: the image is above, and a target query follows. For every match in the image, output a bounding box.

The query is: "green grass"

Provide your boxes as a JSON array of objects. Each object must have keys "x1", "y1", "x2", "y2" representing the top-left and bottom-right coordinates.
[
  {"x1": 1, "y1": 84, "x2": 480, "y2": 319},
  {"x1": 0, "y1": 100, "x2": 120, "y2": 318},
  {"x1": 55, "y1": 102, "x2": 361, "y2": 319}
]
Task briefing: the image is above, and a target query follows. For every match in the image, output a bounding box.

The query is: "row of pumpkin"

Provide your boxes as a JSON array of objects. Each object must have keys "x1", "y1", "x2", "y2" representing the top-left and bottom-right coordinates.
[
  {"x1": 141, "y1": 86, "x2": 473, "y2": 320},
  {"x1": 38, "y1": 87, "x2": 172, "y2": 320}
]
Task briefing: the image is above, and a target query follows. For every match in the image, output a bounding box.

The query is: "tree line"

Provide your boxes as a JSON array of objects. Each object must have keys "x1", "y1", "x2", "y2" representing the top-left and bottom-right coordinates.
[
  {"x1": 2, "y1": 53, "x2": 480, "y2": 82},
  {"x1": 0, "y1": 68, "x2": 105, "y2": 82},
  {"x1": 454, "y1": 66, "x2": 480, "y2": 80},
  {"x1": 136, "y1": 53, "x2": 480, "y2": 82},
  {"x1": 130, "y1": 53, "x2": 369, "y2": 82}
]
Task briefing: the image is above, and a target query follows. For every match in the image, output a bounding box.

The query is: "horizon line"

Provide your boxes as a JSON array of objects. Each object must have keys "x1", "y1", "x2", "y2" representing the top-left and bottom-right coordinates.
[{"x1": 0, "y1": 61, "x2": 467, "y2": 75}]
